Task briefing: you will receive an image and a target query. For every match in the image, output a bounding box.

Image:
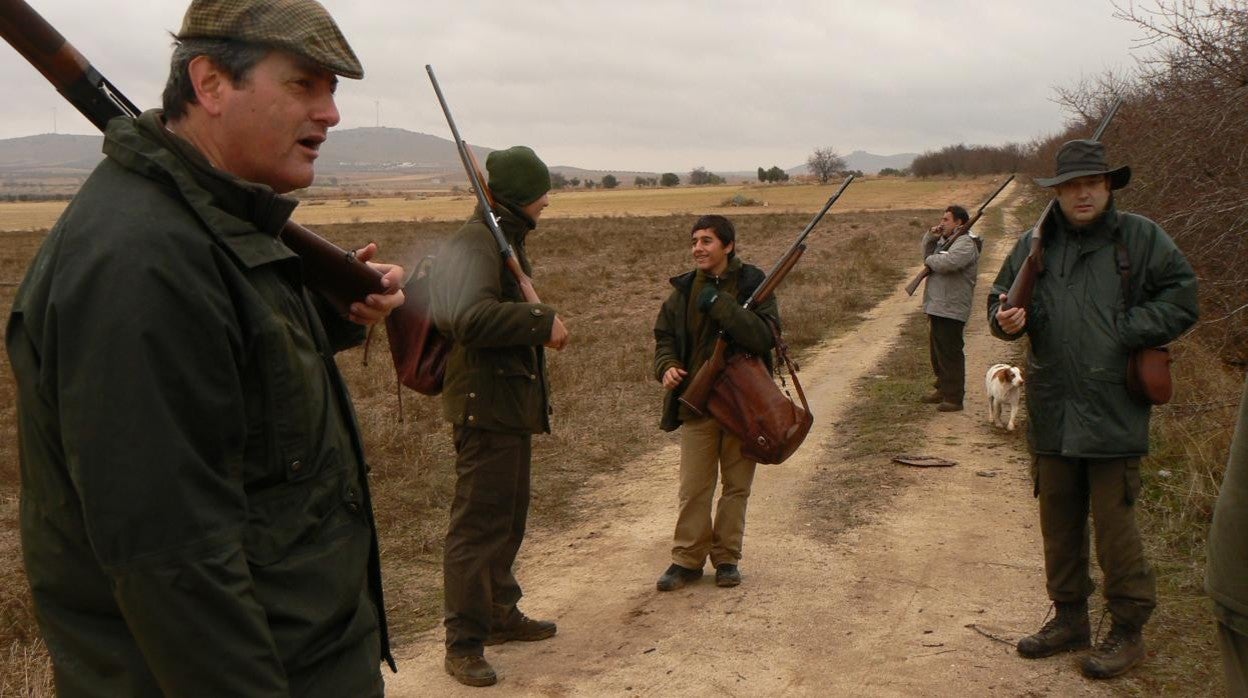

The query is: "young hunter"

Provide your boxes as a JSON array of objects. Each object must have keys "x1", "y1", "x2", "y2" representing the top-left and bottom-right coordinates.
[
  {"x1": 989, "y1": 139, "x2": 1198, "y2": 679},
  {"x1": 920, "y1": 204, "x2": 980, "y2": 412},
  {"x1": 652, "y1": 215, "x2": 779, "y2": 591},
  {"x1": 1208, "y1": 376, "x2": 1248, "y2": 696},
  {"x1": 6, "y1": 1, "x2": 406, "y2": 694},
  {"x1": 429, "y1": 146, "x2": 569, "y2": 687}
]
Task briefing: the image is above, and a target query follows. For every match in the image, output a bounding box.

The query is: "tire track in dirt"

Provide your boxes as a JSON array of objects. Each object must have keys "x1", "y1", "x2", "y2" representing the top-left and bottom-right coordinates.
[{"x1": 385, "y1": 186, "x2": 1114, "y2": 696}]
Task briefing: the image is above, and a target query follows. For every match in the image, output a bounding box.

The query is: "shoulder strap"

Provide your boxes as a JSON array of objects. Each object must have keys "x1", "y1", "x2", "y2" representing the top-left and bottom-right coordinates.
[
  {"x1": 1115, "y1": 242, "x2": 1133, "y2": 309},
  {"x1": 763, "y1": 316, "x2": 810, "y2": 414}
]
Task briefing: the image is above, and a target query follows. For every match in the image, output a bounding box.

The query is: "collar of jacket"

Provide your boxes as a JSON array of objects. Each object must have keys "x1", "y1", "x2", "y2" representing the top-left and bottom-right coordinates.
[
  {"x1": 669, "y1": 257, "x2": 763, "y2": 300},
  {"x1": 102, "y1": 110, "x2": 300, "y2": 269},
  {"x1": 473, "y1": 201, "x2": 535, "y2": 245}
]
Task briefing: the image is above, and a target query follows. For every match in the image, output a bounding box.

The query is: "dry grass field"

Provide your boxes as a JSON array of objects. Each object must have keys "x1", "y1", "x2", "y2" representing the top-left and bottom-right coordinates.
[
  {"x1": 0, "y1": 172, "x2": 981, "y2": 692},
  {"x1": 0, "y1": 177, "x2": 1002, "y2": 231}
]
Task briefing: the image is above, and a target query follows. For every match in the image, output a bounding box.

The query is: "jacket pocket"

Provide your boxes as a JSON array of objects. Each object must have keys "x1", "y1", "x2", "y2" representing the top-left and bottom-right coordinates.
[
  {"x1": 243, "y1": 474, "x2": 355, "y2": 566},
  {"x1": 489, "y1": 351, "x2": 541, "y2": 432}
]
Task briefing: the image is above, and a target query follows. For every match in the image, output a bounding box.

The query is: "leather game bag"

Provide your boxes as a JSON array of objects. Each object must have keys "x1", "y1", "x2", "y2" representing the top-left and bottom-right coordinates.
[
  {"x1": 706, "y1": 321, "x2": 812, "y2": 465},
  {"x1": 384, "y1": 256, "x2": 452, "y2": 396},
  {"x1": 1127, "y1": 346, "x2": 1173, "y2": 405}
]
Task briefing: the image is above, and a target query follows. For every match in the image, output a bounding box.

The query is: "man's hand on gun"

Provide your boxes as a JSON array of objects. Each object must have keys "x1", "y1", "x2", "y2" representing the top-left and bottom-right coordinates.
[
  {"x1": 546, "y1": 316, "x2": 570, "y2": 351},
  {"x1": 347, "y1": 242, "x2": 406, "y2": 326},
  {"x1": 996, "y1": 293, "x2": 1027, "y2": 334},
  {"x1": 662, "y1": 366, "x2": 688, "y2": 390}
]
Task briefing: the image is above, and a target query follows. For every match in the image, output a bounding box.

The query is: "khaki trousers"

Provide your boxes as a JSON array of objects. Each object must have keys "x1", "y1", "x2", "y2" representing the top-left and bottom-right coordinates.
[
  {"x1": 1034, "y1": 455, "x2": 1156, "y2": 629},
  {"x1": 672, "y1": 417, "x2": 757, "y2": 569}
]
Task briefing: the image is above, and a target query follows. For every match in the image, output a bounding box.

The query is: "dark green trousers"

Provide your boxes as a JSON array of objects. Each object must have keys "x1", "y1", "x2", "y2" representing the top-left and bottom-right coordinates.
[
  {"x1": 1215, "y1": 603, "x2": 1248, "y2": 697},
  {"x1": 928, "y1": 314, "x2": 966, "y2": 404},
  {"x1": 1033, "y1": 455, "x2": 1156, "y2": 629},
  {"x1": 443, "y1": 426, "x2": 531, "y2": 657}
]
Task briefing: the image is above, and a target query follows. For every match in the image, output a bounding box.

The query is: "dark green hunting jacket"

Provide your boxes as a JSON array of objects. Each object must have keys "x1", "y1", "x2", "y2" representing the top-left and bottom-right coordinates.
[
  {"x1": 430, "y1": 204, "x2": 555, "y2": 434},
  {"x1": 653, "y1": 257, "x2": 779, "y2": 432},
  {"x1": 988, "y1": 201, "x2": 1198, "y2": 458},
  {"x1": 6, "y1": 111, "x2": 391, "y2": 697}
]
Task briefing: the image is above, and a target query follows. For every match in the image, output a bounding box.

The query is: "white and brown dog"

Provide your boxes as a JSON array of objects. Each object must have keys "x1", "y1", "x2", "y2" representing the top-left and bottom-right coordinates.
[{"x1": 986, "y1": 363, "x2": 1025, "y2": 431}]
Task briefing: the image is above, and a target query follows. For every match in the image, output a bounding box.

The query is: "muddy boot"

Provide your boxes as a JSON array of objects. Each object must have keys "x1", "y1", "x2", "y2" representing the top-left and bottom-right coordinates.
[
  {"x1": 444, "y1": 654, "x2": 497, "y2": 687},
  {"x1": 1080, "y1": 624, "x2": 1145, "y2": 679},
  {"x1": 1016, "y1": 602, "x2": 1091, "y2": 658},
  {"x1": 920, "y1": 390, "x2": 943, "y2": 404},
  {"x1": 485, "y1": 611, "x2": 557, "y2": 646}
]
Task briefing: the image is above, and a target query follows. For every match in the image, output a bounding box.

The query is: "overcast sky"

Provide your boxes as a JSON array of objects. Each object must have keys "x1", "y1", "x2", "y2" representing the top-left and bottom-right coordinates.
[{"x1": 0, "y1": 0, "x2": 1153, "y2": 172}]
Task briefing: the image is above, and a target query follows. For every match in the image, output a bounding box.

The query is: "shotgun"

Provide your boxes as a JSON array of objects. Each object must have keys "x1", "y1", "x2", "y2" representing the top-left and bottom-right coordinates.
[
  {"x1": 425, "y1": 64, "x2": 568, "y2": 347},
  {"x1": 679, "y1": 175, "x2": 855, "y2": 416},
  {"x1": 904, "y1": 174, "x2": 1014, "y2": 296},
  {"x1": 1002, "y1": 97, "x2": 1123, "y2": 310},
  {"x1": 0, "y1": 0, "x2": 387, "y2": 314}
]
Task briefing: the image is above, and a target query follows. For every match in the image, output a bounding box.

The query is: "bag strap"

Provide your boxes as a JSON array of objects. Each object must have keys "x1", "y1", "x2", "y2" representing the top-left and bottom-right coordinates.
[
  {"x1": 1114, "y1": 241, "x2": 1134, "y2": 310},
  {"x1": 763, "y1": 316, "x2": 811, "y2": 414}
]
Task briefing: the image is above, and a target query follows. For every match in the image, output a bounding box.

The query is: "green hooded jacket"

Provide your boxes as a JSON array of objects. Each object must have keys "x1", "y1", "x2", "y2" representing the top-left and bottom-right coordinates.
[
  {"x1": 653, "y1": 257, "x2": 779, "y2": 432},
  {"x1": 430, "y1": 203, "x2": 555, "y2": 434},
  {"x1": 987, "y1": 200, "x2": 1198, "y2": 457},
  {"x1": 5, "y1": 111, "x2": 392, "y2": 697}
]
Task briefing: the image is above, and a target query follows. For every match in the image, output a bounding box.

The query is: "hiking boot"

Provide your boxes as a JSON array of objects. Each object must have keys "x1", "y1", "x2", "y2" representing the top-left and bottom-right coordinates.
[
  {"x1": 937, "y1": 401, "x2": 964, "y2": 412},
  {"x1": 920, "y1": 390, "x2": 944, "y2": 404},
  {"x1": 715, "y1": 563, "x2": 741, "y2": 588},
  {"x1": 1016, "y1": 602, "x2": 1091, "y2": 658},
  {"x1": 444, "y1": 654, "x2": 497, "y2": 687},
  {"x1": 656, "y1": 563, "x2": 703, "y2": 591},
  {"x1": 1080, "y1": 624, "x2": 1146, "y2": 679},
  {"x1": 485, "y1": 612, "x2": 557, "y2": 645}
]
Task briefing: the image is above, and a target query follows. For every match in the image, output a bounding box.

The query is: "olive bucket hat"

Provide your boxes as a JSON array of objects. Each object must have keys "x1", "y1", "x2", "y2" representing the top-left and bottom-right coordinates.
[
  {"x1": 1034, "y1": 139, "x2": 1131, "y2": 189},
  {"x1": 176, "y1": 0, "x2": 363, "y2": 79}
]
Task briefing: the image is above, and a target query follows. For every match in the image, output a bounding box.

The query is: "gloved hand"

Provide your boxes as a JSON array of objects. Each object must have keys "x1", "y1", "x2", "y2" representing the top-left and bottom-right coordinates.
[{"x1": 697, "y1": 284, "x2": 719, "y2": 312}]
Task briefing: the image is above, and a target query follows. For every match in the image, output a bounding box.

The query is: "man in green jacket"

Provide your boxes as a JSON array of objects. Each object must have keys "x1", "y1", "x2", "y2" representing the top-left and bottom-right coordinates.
[
  {"x1": 920, "y1": 204, "x2": 980, "y2": 412},
  {"x1": 1208, "y1": 377, "x2": 1248, "y2": 696},
  {"x1": 430, "y1": 145, "x2": 568, "y2": 687},
  {"x1": 652, "y1": 215, "x2": 778, "y2": 592},
  {"x1": 989, "y1": 139, "x2": 1198, "y2": 679},
  {"x1": 5, "y1": 2, "x2": 405, "y2": 695}
]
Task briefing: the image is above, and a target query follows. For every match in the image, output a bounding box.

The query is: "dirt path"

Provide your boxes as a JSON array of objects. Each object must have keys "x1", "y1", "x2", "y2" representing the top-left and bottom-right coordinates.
[{"x1": 385, "y1": 188, "x2": 1113, "y2": 696}]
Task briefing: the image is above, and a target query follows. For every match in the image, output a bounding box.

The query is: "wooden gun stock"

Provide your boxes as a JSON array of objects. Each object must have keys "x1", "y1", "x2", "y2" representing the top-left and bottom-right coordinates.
[{"x1": 0, "y1": 0, "x2": 385, "y2": 315}]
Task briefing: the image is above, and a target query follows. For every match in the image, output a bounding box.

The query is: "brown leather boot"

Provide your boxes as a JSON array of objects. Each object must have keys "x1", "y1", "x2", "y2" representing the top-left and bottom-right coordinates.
[
  {"x1": 1016, "y1": 602, "x2": 1091, "y2": 658},
  {"x1": 1080, "y1": 624, "x2": 1146, "y2": 679},
  {"x1": 920, "y1": 390, "x2": 943, "y2": 404},
  {"x1": 485, "y1": 611, "x2": 557, "y2": 645},
  {"x1": 444, "y1": 654, "x2": 497, "y2": 687}
]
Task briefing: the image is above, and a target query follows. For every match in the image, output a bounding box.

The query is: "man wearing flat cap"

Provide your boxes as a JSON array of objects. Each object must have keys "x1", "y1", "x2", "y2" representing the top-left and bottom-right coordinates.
[
  {"x1": 988, "y1": 139, "x2": 1198, "y2": 679},
  {"x1": 431, "y1": 145, "x2": 569, "y2": 687},
  {"x1": 7, "y1": 0, "x2": 403, "y2": 695}
]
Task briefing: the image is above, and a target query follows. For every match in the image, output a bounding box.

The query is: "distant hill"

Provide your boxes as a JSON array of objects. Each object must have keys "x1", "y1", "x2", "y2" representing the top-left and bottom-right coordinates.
[
  {"x1": 0, "y1": 129, "x2": 917, "y2": 181},
  {"x1": 844, "y1": 150, "x2": 917, "y2": 174},
  {"x1": 0, "y1": 134, "x2": 105, "y2": 174}
]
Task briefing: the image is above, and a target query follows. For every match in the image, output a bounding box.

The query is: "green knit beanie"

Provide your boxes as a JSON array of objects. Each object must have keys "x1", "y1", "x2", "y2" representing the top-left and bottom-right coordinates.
[{"x1": 486, "y1": 146, "x2": 550, "y2": 206}]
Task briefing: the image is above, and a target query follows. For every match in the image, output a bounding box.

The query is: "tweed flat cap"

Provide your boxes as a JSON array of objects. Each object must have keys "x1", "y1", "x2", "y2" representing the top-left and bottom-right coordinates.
[{"x1": 176, "y1": 0, "x2": 363, "y2": 79}]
